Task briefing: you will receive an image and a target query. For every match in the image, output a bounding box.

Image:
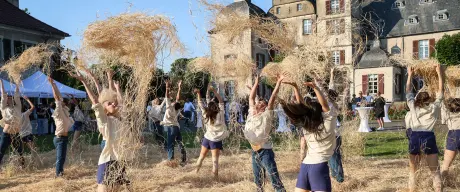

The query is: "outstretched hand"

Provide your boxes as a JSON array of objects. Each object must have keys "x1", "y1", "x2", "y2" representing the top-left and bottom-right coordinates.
[
  {"x1": 408, "y1": 66, "x2": 414, "y2": 76},
  {"x1": 114, "y1": 81, "x2": 120, "y2": 90},
  {"x1": 178, "y1": 80, "x2": 182, "y2": 87},
  {"x1": 68, "y1": 71, "x2": 84, "y2": 81},
  {"x1": 303, "y1": 82, "x2": 316, "y2": 89},
  {"x1": 47, "y1": 76, "x2": 54, "y2": 83},
  {"x1": 277, "y1": 73, "x2": 286, "y2": 83},
  {"x1": 435, "y1": 64, "x2": 442, "y2": 74},
  {"x1": 193, "y1": 88, "x2": 200, "y2": 94}
]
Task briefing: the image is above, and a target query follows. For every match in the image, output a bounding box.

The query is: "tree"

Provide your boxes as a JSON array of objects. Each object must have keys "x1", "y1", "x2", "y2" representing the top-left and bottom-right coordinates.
[
  {"x1": 22, "y1": 8, "x2": 30, "y2": 14},
  {"x1": 169, "y1": 58, "x2": 210, "y2": 100},
  {"x1": 435, "y1": 33, "x2": 460, "y2": 66}
]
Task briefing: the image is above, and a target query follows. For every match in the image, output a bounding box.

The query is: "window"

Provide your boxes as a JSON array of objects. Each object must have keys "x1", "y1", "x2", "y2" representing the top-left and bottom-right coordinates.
[
  {"x1": 368, "y1": 74, "x2": 378, "y2": 94},
  {"x1": 419, "y1": 40, "x2": 429, "y2": 59},
  {"x1": 225, "y1": 81, "x2": 235, "y2": 99},
  {"x1": 331, "y1": 0, "x2": 339, "y2": 13},
  {"x1": 395, "y1": 74, "x2": 402, "y2": 94},
  {"x1": 436, "y1": 10, "x2": 449, "y2": 21},
  {"x1": 303, "y1": 19, "x2": 312, "y2": 35},
  {"x1": 332, "y1": 20, "x2": 340, "y2": 34},
  {"x1": 276, "y1": 7, "x2": 281, "y2": 14},
  {"x1": 256, "y1": 53, "x2": 265, "y2": 69},
  {"x1": 332, "y1": 51, "x2": 340, "y2": 65},
  {"x1": 393, "y1": 1, "x2": 405, "y2": 8},
  {"x1": 407, "y1": 15, "x2": 419, "y2": 25},
  {"x1": 420, "y1": 0, "x2": 433, "y2": 4},
  {"x1": 224, "y1": 54, "x2": 237, "y2": 61},
  {"x1": 2, "y1": 39, "x2": 11, "y2": 61},
  {"x1": 297, "y1": 4, "x2": 303, "y2": 11}
]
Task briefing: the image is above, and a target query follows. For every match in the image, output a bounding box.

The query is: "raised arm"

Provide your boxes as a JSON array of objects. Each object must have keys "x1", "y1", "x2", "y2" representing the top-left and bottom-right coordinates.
[
  {"x1": 210, "y1": 86, "x2": 223, "y2": 104},
  {"x1": 83, "y1": 67, "x2": 102, "y2": 94},
  {"x1": 48, "y1": 77, "x2": 62, "y2": 101},
  {"x1": 329, "y1": 67, "x2": 335, "y2": 91},
  {"x1": 406, "y1": 66, "x2": 413, "y2": 93},
  {"x1": 14, "y1": 84, "x2": 21, "y2": 106},
  {"x1": 114, "y1": 81, "x2": 123, "y2": 105},
  {"x1": 175, "y1": 80, "x2": 182, "y2": 103},
  {"x1": 0, "y1": 80, "x2": 5, "y2": 95},
  {"x1": 305, "y1": 81, "x2": 330, "y2": 112},
  {"x1": 249, "y1": 76, "x2": 260, "y2": 107},
  {"x1": 165, "y1": 80, "x2": 170, "y2": 99},
  {"x1": 436, "y1": 64, "x2": 444, "y2": 94},
  {"x1": 283, "y1": 82, "x2": 302, "y2": 104},
  {"x1": 70, "y1": 71, "x2": 98, "y2": 105},
  {"x1": 206, "y1": 84, "x2": 212, "y2": 102},
  {"x1": 107, "y1": 70, "x2": 115, "y2": 91},
  {"x1": 23, "y1": 96, "x2": 35, "y2": 112},
  {"x1": 267, "y1": 74, "x2": 285, "y2": 110}
]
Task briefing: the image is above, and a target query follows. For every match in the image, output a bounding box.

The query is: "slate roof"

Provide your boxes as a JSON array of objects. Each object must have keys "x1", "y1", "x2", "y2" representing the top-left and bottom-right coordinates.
[
  {"x1": 357, "y1": 41, "x2": 394, "y2": 69},
  {"x1": 226, "y1": 0, "x2": 266, "y2": 17},
  {"x1": 362, "y1": 0, "x2": 460, "y2": 38},
  {"x1": 0, "y1": 0, "x2": 70, "y2": 37}
]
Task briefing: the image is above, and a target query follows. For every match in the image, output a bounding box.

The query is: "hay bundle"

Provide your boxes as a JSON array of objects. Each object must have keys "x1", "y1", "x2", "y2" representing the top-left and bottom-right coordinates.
[
  {"x1": 1, "y1": 44, "x2": 54, "y2": 84},
  {"x1": 188, "y1": 56, "x2": 216, "y2": 74}
]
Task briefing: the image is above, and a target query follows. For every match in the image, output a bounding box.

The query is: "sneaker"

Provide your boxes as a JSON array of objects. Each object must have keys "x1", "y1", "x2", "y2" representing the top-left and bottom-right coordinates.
[
  {"x1": 377, "y1": 127, "x2": 385, "y2": 131},
  {"x1": 180, "y1": 161, "x2": 186, "y2": 167}
]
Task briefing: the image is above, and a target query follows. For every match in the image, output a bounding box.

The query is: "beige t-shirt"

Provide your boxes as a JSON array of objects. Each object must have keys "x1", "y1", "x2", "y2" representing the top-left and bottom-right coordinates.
[
  {"x1": 302, "y1": 110, "x2": 337, "y2": 164},
  {"x1": 93, "y1": 103, "x2": 122, "y2": 165},
  {"x1": 441, "y1": 104, "x2": 460, "y2": 130},
  {"x1": 161, "y1": 98, "x2": 180, "y2": 127},
  {"x1": 0, "y1": 93, "x2": 22, "y2": 134},
  {"x1": 405, "y1": 93, "x2": 443, "y2": 132},
  {"x1": 52, "y1": 101, "x2": 74, "y2": 136},
  {"x1": 20, "y1": 110, "x2": 33, "y2": 137},
  {"x1": 73, "y1": 106, "x2": 85, "y2": 122},
  {"x1": 243, "y1": 107, "x2": 274, "y2": 150},
  {"x1": 148, "y1": 100, "x2": 165, "y2": 122},
  {"x1": 198, "y1": 100, "x2": 229, "y2": 142}
]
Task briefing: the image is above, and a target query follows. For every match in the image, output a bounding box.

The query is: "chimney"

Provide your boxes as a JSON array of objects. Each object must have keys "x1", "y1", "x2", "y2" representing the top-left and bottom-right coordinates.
[
  {"x1": 7, "y1": 0, "x2": 19, "y2": 7},
  {"x1": 235, "y1": 0, "x2": 251, "y2": 3}
]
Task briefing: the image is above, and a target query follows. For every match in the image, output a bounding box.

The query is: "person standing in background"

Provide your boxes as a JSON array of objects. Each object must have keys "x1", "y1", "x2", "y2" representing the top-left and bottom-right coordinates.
[
  {"x1": 36, "y1": 103, "x2": 48, "y2": 135},
  {"x1": 183, "y1": 98, "x2": 195, "y2": 130},
  {"x1": 374, "y1": 92, "x2": 386, "y2": 131},
  {"x1": 48, "y1": 102, "x2": 56, "y2": 135}
]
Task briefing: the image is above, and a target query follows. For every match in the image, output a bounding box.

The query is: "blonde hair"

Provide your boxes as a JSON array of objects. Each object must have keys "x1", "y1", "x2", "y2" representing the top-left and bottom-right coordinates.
[{"x1": 98, "y1": 88, "x2": 118, "y2": 104}]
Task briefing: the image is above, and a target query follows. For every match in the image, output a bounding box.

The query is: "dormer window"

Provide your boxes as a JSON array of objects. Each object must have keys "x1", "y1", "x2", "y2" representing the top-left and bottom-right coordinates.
[
  {"x1": 393, "y1": 1, "x2": 405, "y2": 8},
  {"x1": 407, "y1": 15, "x2": 419, "y2": 25},
  {"x1": 420, "y1": 0, "x2": 433, "y2": 4},
  {"x1": 436, "y1": 10, "x2": 449, "y2": 21},
  {"x1": 276, "y1": 7, "x2": 281, "y2": 14}
]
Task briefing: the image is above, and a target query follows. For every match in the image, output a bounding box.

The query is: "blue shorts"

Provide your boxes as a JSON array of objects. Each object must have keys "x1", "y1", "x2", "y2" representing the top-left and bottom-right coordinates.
[
  {"x1": 72, "y1": 121, "x2": 83, "y2": 131},
  {"x1": 201, "y1": 138, "x2": 223, "y2": 150},
  {"x1": 296, "y1": 162, "x2": 331, "y2": 191},
  {"x1": 406, "y1": 129, "x2": 439, "y2": 155},
  {"x1": 97, "y1": 161, "x2": 130, "y2": 185},
  {"x1": 21, "y1": 134, "x2": 34, "y2": 143},
  {"x1": 446, "y1": 130, "x2": 460, "y2": 151}
]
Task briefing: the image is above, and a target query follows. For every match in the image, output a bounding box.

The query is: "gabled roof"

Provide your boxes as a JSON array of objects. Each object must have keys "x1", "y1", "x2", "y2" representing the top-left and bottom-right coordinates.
[
  {"x1": 362, "y1": 0, "x2": 460, "y2": 38},
  {"x1": 0, "y1": 0, "x2": 70, "y2": 38},
  {"x1": 226, "y1": 0, "x2": 266, "y2": 17}
]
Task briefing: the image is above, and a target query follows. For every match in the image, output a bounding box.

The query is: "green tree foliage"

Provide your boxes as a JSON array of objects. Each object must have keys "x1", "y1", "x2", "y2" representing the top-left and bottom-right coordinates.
[
  {"x1": 169, "y1": 58, "x2": 210, "y2": 100},
  {"x1": 435, "y1": 33, "x2": 460, "y2": 66},
  {"x1": 22, "y1": 8, "x2": 30, "y2": 15}
]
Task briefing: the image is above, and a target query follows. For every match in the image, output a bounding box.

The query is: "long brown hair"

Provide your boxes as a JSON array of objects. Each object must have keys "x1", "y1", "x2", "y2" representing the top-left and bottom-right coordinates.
[
  {"x1": 414, "y1": 92, "x2": 432, "y2": 108},
  {"x1": 445, "y1": 98, "x2": 460, "y2": 113},
  {"x1": 204, "y1": 101, "x2": 220, "y2": 124},
  {"x1": 280, "y1": 100, "x2": 324, "y2": 135}
]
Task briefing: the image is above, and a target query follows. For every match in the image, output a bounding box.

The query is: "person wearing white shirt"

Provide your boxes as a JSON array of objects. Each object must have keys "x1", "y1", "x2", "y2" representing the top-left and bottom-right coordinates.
[
  {"x1": 70, "y1": 95, "x2": 86, "y2": 150},
  {"x1": 441, "y1": 98, "x2": 460, "y2": 178},
  {"x1": 147, "y1": 98, "x2": 166, "y2": 147},
  {"x1": 194, "y1": 85, "x2": 229, "y2": 178},
  {"x1": 243, "y1": 75, "x2": 285, "y2": 192},
  {"x1": 282, "y1": 79, "x2": 337, "y2": 192},
  {"x1": 161, "y1": 80, "x2": 187, "y2": 167},
  {"x1": 0, "y1": 81, "x2": 23, "y2": 167},
  {"x1": 405, "y1": 65, "x2": 443, "y2": 192},
  {"x1": 71, "y1": 69, "x2": 131, "y2": 192},
  {"x1": 20, "y1": 96, "x2": 40, "y2": 165},
  {"x1": 48, "y1": 77, "x2": 74, "y2": 177}
]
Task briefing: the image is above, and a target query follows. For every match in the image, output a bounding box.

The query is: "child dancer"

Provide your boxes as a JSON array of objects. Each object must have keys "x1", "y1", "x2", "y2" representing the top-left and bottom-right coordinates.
[
  {"x1": 162, "y1": 80, "x2": 187, "y2": 166},
  {"x1": 0, "y1": 81, "x2": 23, "y2": 167},
  {"x1": 70, "y1": 95, "x2": 85, "y2": 149},
  {"x1": 72, "y1": 70, "x2": 129, "y2": 192},
  {"x1": 441, "y1": 99, "x2": 460, "y2": 177},
  {"x1": 48, "y1": 77, "x2": 75, "y2": 177},
  {"x1": 243, "y1": 75, "x2": 286, "y2": 192},
  {"x1": 20, "y1": 96, "x2": 41, "y2": 165},
  {"x1": 282, "y1": 79, "x2": 337, "y2": 192},
  {"x1": 405, "y1": 65, "x2": 443, "y2": 192},
  {"x1": 194, "y1": 85, "x2": 229, "y2": 178},
  {"x1": 147, "y1": 98, "x2": 166, "y2": 147}
]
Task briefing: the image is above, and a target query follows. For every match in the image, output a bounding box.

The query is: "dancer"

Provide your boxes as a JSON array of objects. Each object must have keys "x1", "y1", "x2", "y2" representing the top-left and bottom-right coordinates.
[
  {"x1": 282, "y1": 79, "x2": 337, "y2": 192},
  {"x1": 194, "y1": 85, "x2": 229, "y2": 178},
  {"x1": 48, "y1": 77, "x2": 74, "y2": 177},
  {"x1": 162, "y1": 80, "x2": 187, "y2": 166},
  {"x1": 72, "y1": 70, "x2": 130, "y2": 192},
  {"x1": 70, "y1": 95, "x2": 86, "y2": 149},
  {"x1": 0, "y1": 81, "x2": 23, "y2": 167},
  {"x1": 441, "y1": 97, "x2": 460, "y2": 178},
  {"x1": 243, "y1": 74, "x2": 286, "y2": 192},
  {"x1": 147, "y1": 98, "x2": 166, "y2": 147},
  {"x1": 405, "y1": 64, "x2": 443, "y2": 192},
  {"x1": 20, "y1": 96, "x2": 41, "y2": 165}
]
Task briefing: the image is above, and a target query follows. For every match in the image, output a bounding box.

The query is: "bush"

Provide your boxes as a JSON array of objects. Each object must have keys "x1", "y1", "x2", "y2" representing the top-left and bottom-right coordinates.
[{"x1": 435, "y1": 33, "x2": 460, "y2": 66}]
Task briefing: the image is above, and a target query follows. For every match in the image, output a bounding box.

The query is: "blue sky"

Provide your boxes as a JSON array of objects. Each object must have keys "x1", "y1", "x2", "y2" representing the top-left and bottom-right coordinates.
[{"x1": 20, "y1": 0, "x2": 272, "y2": 72}]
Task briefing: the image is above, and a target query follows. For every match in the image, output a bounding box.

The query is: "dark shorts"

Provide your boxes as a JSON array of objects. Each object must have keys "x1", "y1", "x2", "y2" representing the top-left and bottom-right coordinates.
[
  {"x1": 72, "y1": 121, "x2": 84, "y2": 131},
  {"x1": 97, "y1": 161, "x2": 130, "y2": 186},
  {"x1": 406, "y1": 128, "x2": 439, "y2": 155},
  {"x1": 375, "y1": 110, "x2": 385, "y2": 118},
  {"x1": 201, "y1": 137, "x2": 223, "y2": 150},
  {"x1": 21, "y1": 134, "x2": 34, "y2": 143},
  {"x1": 446, "y1": 130, "x2": 460, "y2": 151},
  {"x1": 296, "y1": 162, "x2": 332, "y2": 192}
]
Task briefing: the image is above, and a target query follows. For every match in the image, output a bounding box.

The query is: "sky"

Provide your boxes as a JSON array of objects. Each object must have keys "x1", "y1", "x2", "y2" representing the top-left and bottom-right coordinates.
[{"x1": 20, "y1": 0, "x2": 272, "y2": 72}]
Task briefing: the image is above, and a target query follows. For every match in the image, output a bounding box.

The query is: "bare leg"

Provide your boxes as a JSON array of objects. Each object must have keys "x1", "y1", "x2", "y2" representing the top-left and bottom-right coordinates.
[
  {"x1": 196, "y1": 146, "x2": 209, "y2": 173},
  {"x1": 380, "y1": 117, "x2": 384, "y2": 128},
  {"x1": 211, "y1": 149, "x2": 220, "y2": 178},
  {"x1": 294, "y1": 188, "x2": 309, "y2": 192},
  {"x1": 97, "y1": 184, "x2": 107, "y2": 192},
  {"x1": 27, "y1": 142, "x2": 42, "y2": 166},
  {"x1": 441, "y1": 149, "x2": 457, "y2": 177},
  {"x1": 409, "y1": 154, "x2": 421, "y2": 192},
  {"x1": 72, "y1": 130, "x2": 81, "y2": 151},
  {"x1": 426, "y1": 154, "x2": 442, "y2": 192}
]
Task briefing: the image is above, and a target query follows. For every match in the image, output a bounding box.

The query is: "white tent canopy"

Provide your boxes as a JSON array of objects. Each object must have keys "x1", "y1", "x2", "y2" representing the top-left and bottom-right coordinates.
[
  {"x1": 21, "y1": 71, "x2": 87, "y2": 98},
  {"x1": 0, "y1": 79, "x2": 43, "y2": 97}
]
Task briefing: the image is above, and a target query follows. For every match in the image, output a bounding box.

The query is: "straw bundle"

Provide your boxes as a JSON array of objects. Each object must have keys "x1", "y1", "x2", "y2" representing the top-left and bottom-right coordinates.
[
  {"x1": 188, "y1": 56, "x2": 215, "y2": 74},
  {"x1": 1, "y1": 44, "x2": 54, "y2": 84}
]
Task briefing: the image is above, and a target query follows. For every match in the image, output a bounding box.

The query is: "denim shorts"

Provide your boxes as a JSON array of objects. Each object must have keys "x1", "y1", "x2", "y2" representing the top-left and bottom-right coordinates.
[
  {"x1": 406, "y1": 128, "x2": 439, "y2": 155},
  {"x1": 97, "y1": 161, "x2": 130, "y2": 186},
  {"x1": 201, "y1": 137, "x2": 223, "y2": 150},
  {"x1": 296, "y1": 162, "x2": 331, "y2": 192},
  {"x1": 446, "y1": 130, "x2": 460, "y2": 151},
  {"x1": 72, "y1": 121, "x2": 83, "y2": 131}
]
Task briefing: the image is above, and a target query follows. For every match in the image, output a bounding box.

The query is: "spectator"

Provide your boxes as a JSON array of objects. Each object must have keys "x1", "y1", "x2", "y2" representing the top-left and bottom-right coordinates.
[
  {"x1": 36, "y1": 103, "x2": 48, "y2": 135},
  {"x1": 374, "y1": 92, "x2": 386, "y2": 131},
  {"x1": 183, "y1": 97, "x2": 195, "y2": 129},
  {"x1": 365, "y1": 91, "x2": 374, "y2": 104},
  {"x1": 48, "y1": 102, "x2": 56, "y2": 135}
]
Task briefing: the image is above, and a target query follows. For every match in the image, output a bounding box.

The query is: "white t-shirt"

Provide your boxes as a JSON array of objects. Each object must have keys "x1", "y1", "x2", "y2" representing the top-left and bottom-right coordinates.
[
  {"x1": 405, "y1": 93, "x2": 443, "y2": 132},
  {"x1": 302, "y1": 110, "x2": 337, "y2": 164},
  {"x1": 441, "y1": 104, "x2": 460, "y2": 130},
  {"x1": 161, "y1": 98, "x2": 180, "y2": 127},
  {"x1": 20, "y1": 110, "x2": 33, "y2": 137},
  {"x1": 243, "y1": 107, "x2": 275, "y2": 149},
  {"x1": 148, "y1": 100, "x2": 165, "y2": 122},
  {"x1": 52, "y1": 101, "x2": 74, "y2": 136},
  {"x1": 198, "y1": 100, "x2": 229, "y2": 142},
  {"x1": 73, "y1": 106, "x2": 85, "y2": 122},
  {"x1": 93, "y1": 103, "x2": 122, "y2": 165},
  {"x1": 0, "y1": 93, "x2": 22, "y2": 134}
]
